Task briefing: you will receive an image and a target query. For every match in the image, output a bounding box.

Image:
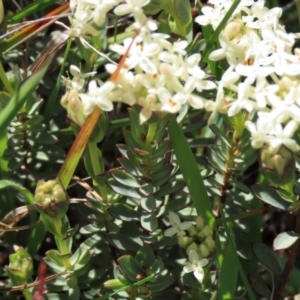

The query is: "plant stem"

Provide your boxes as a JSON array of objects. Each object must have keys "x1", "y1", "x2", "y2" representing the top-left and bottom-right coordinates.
[
  {"x1": 87, "y1": 142, "x2": 108, "y2": 201},
  {"x1": 273, "y1": 210, "x2": 300, "y2": 300},
  {"x1": 22, "y1": 288, "x2": 33, "y2": 300},
  {"x1": 53, "y1": 218, "x2": 73, "y2": 270}
]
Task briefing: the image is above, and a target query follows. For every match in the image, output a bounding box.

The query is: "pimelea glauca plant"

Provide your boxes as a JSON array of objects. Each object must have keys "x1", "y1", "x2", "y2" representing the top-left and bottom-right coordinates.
[{"x1": 1, "y1": 0, "x2": 300, "y2": 299}]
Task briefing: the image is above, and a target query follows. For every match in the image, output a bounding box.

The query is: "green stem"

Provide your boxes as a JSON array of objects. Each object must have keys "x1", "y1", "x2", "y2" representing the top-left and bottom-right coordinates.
[
  {"x1": 0, "y1": 60, "x2": 14, "y2": 95},
  {"x1": 87, "y1": 142, "x2": 108, "y2": 201},
  {"x1": 22, "y1": 288, "x2": 33, "y2": 300},
  {"x1": 53, "y1": 218, "x2": 73, "y2": 270}
]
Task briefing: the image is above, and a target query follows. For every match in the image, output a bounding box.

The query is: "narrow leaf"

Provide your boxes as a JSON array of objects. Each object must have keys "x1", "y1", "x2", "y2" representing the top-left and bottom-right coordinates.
[{"x1": 168, "y1": 117, "x2": 214, "y2": 227}]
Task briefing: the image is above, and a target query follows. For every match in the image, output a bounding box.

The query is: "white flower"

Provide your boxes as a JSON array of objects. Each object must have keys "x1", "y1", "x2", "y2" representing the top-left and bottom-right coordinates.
[
  {"x1": 194, "y1": 5, "x2": 225, "y2": 29},
  {"x1": 67, "y1": 65, "x2": 96, "y2": 91},
  {"x1": 138, "y1": 94, "x2": 162, "y2": 124},
  {"x1": 245, "y1": 117, "x2": 272, "y2": 149},
  {"x1": 110, "y1": 36, "x2": 160, "y2": 74},
  {"x1": 158, "y1": 88, "x2": 186, "y2": 114},
  {"x1": 114, "y1": 0, "x2": 149, "y2": 16},
  {"x1": 164, "y1": 211, "x2": 192, "y2": 237},
  {"x1": 205, "y1": 83, "x2": 229, "y2": 124},
  {"x1": 227, "y1": 83, "x2": 257, "y2": 117},
  {"x1": 183, "y1": 250, "x2": 208, "y2": 283},
  {"x1": 80, "y1": 80, "x2": 115, "y2": 114},
  {"x1": 185, "y1": 66, "x2": 216, "y2": 93},
  {"x1": 268, "y1": 121, "x2": 300, "y2": 154}
]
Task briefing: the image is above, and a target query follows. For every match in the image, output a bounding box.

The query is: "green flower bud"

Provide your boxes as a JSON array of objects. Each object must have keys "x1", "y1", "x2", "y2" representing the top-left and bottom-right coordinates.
[
  {"x1": 200, "y1": 225, "x2": 213, "y2": 237},
  {"x1": 6, "y1": 248, "x2": 33, "y2": 286},
  {"x1": 199, "y1": 244, "x2": 210, "y2": 258},
  {"x1": 178, "y1": 236, "x2": 192, "y2": 248},
  {"x1": 195, "y1": 216, "x2": 204, "y2": 231},
  {"x1": 204, "y1": 236, "x2": 215, "y2": 251},
  {"x1": 103, "y1": 279, "x2": 126, "y2": 289},
  {"x1": 187, "y1": 225, "x2": 197, "y2": 237},
  {"x1": 260, "y1": 146, "x2": 295, "y2": 186},
  {"x1": 34, "y1": 179, "x2": 69, "y2": 219},
  {"x1": 186, "y1": 242, "x2": 198, "y2": 256}
]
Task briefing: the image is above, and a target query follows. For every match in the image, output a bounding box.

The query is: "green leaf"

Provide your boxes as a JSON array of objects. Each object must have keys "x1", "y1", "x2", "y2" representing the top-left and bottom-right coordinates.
[
  {"x1": 73, "y1": 247, "x2": 92, "y2": 272},
  {"x1": 29, "y1": 131, "x2": 58, "y2": 145},
  {"x1": 118, "y1": 157, "x2": 142, "y2": 177},
  {"x1": 44, "y1": 250, "x2": 68, "y2": 272},
  {"x1": 106, "y1": 232, "x2": 143, "y2": 251},
  {"x1": 123, "y1": 130, "x2": 146, "y2": 156},
  {"x1": 273, "y1": 231, "x2": 299, "y2": 251},
  {"x1": 140, "y1": 212, "x2": 158, "y2": 231},
  {"x1": 217, "y1": 243, "x2": 238, "y2": 300},
  {"x1": 153, "y1": 180, "x2": 185, "y2": 198},
  {"x1": 26, "y1": 221, "x2": 47, "y2": 257},
  {"x1": 149, "y1": 258, "x2": 164, "y2": 276},
  {"x1": 168, "y1": 117, "x2": 215, "y2": 227},
  {"x1": 252, "y1": 242, "x2": 282, "y2": 276},
  {"x1": 141, "y1": 196, "x2": 156, "y2": 211},
  {"x1": 108, "y1": 203, "x2": 140, "y2": 221},
  {"x1": 0, "y1": 179, "x2": 34, "y2": 204},
  {"x1": 135, "y1": 246, "x2": 155, "y2": 268},
  {"x1": 151, "y1": 164, "x2": 174, "y2": 186},
  {"x1": 148, "y1": 274, "x2": 174, "y2": 292},
  {"x1": 118, "y1": 255, "x2": 143, "y2": 283},
  {"x1": 249, "y1": 272, "x2": 271, "y2": 298},
  {"x1": 252, "y1": 184, "x2": 290, "y2": 210},
  {"x1": 129, "y1": 107, "x2": 146, "y2": 144},
  {"x1": 110, "y1": 169, "x2": 140, "y2": 188},
  {"x1": 209, "y1": 124, "x2": 231, "y2": 148},
  {"x1": 0, "y1": 54, "x2": 53, "y2": 136},
  {"x1": 107, "y1": 178, "x2": 141, "y2": 199},
  {"x1": 172, "y1": 0, "x2": 191, "y2": 26}
]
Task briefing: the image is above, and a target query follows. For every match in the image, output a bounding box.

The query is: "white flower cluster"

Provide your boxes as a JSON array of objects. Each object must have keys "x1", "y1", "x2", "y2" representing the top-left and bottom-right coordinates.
[
  {"x1": 64, "y1": 0, "x2": 216, "y2": 124},
  {"x1": 196, "y1": 0, "x2": 300, "y2": 154},
  {"x1": 65, "y1": 0, "x2": 300, "y2": 155},
  {"x1": 69, "y1": 0, "x2": 120, "y2": 36}
]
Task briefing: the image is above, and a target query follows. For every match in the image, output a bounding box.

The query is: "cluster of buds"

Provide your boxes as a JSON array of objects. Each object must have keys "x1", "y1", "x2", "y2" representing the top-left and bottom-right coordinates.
[
  {"x1": 178, "y1": 216, "x2": 215, "y2": 259},
  {"x1": 164, "y1": 212, "x2": 215, "y2": 260},
  {"x1": 34, "y1": 179, "x2": 69, "y2": 219}
]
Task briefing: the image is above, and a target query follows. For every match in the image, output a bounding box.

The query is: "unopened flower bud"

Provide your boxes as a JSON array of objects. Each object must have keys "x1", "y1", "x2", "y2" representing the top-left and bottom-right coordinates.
[
  {"x1": 224, "y1": 18, "x2": 244, "y2": 40},
  {"x1": 61, "y1": 89, "x2": 87, "y2": 126},
  {"x1": 186, "y1": 242, "x2": 198, "y2": 255},
  {"x1": 187, "y1": 225, "x2": 197, "y2": 237},
  {"x1": 195, "y1": 216, "x2": 204, "y2": 231},
  {"x1": 199, "y1": 225, "x2": 213, "y2": 237},
  {"x1": 260, "y1": 146, "x2": 295, "y2": 186},
  {"x1": 34, "y1": 179, "x2": 69, "y2": 219},
  {"x1": 204, "y1": 236, "x2": 215, "y2": 251},
  {"x1": 178, "y1": 236, "x2": 192, "y2": 248},
  {"x1": 199, "y1": 243, "x2": 210, "y2": 258},
  {"x1": 103, "y1": 279, "x2": 126, "y2": 289},
  {"x1": 6, "y1": 248, "x2": 33, "y2": 286}
]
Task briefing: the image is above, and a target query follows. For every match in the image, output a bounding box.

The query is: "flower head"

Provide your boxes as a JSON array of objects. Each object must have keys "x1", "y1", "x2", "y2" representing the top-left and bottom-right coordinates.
[
  {"x1": 164, "y1": 211, "x2": 192, "y2": 237},
  {"x1": 183, "y1": 250, "x2": 208, "y2": 283}
]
